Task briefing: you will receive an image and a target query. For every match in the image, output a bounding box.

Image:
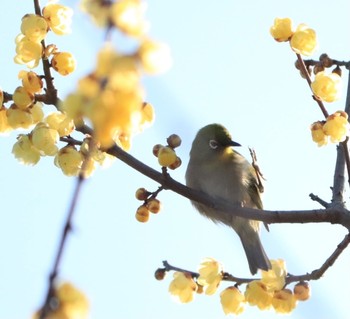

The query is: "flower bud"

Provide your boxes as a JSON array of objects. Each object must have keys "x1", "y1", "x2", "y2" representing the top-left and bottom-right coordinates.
[
  {"x1": 154, "y1": 268, "x2": 167, "y2": 280},
  {"x1": 167, "y1": 134, "x2": 182, "y2": 148},
  {"x1": 293, "y1": 282, "x2": 311, "y2": 301}
]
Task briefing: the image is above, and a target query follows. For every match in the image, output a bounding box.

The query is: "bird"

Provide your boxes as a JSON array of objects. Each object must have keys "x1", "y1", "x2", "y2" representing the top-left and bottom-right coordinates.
[{"x1": 185, "y1": 123, "x2": 271, "y2": 275}]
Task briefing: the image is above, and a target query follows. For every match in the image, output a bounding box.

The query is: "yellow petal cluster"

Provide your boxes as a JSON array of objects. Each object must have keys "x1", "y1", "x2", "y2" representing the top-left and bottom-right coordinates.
[
  {"x1": 311, "y1": 112, "x2": 349, "y2": 146},
  {"x1": 18, "y1": 70, "x2": 43, "y2": 94},
  {"x1": 220, "y1": 286, "x2": 245, "y2": 315},
  {"x1": 20, "y1": 14, "x2": 48, "y2": 42},
  {"x1": 311, "y1": 71, "x2": 342, "y2": 102},
  {"x1": 168, "y1": 272, "x2": 197, "y2": 303},
  {"x1": 310, "y1": 121, "x2": 328, "y2": 146},
  {"x1": 33, "y1": 282, "x2": 89, "y2": 319},
  {"x1": 31, "y1": 123, "x2": 59, "y2": 156},
  {"x1": 138, "y1": 39, "x2": 172, "y2": 74},
  {"x1": 12, "y1": 134, "x2": 41, "y2": 165},
  {"x1": 51, "y1": 52, "x2": 76, "y2": 76},
  {"x1": 54, "y1": 145, "x2": 84, "y2": 176},
  {"x1": 244, "y1": 280, "x2": 273, "y2": 310},
  {"x1": 290, "y1": 24, "x2": 317, "y2": 56},
  {"x1": 111, "y1": 0, "x2": 148, "y2": 37},
  {"x1": 271, "y1": 18, "x2": 318, "y2": 57},
  {"x1": 323, "y1": 111, "x2": 349, "y2": 143},
  {"x1": 0, "y1": 106, "x2": 11, "y2": 134},
  {"x1": 43, "y1": 3, "x2": 73, "y2": 35},
  {"x1": 270, "y1": 18, "x2": 293, "y2": 42},
  {"x1": 197, "y1": 258, "x2": 223, "y2": 295},
  {"x1": 14, "y1": 34, "x2": 43, "y2": 68},
  {"x1": 61, "y1": 44, "x2": 155, "y2": 149},
  {"x1": 261, "y1": 259, "x2": 287, "y2": 292},
  {"x1": 45, "y1": 111, "x2": 75, "y2": 137},
  {"x1": 272, "y1": 289, "x2": 297, "y2": 314}
]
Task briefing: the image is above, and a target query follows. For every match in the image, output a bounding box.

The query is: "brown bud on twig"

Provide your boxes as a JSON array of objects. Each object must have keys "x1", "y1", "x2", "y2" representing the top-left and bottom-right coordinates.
[
  {"x1": 332, "y1": 66, "x2": 342, "y2": 77},
  {"x1": 313, "y1": 63, "x2": 325, "y2": 74},
  {"x1": 319, "y1": 53, "x2": 333, "y2": 68}
]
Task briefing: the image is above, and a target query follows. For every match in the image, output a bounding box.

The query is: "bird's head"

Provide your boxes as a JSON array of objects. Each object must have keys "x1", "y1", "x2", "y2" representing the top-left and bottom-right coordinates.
[{"x1": 189, "y1": 123, "x2": 241, "y2": 160}]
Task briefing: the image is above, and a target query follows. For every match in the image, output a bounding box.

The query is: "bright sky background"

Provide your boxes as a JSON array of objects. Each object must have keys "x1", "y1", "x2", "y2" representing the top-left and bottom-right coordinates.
[{"x1": 1, "y1": 1, "x2": 350, "y2": 319}]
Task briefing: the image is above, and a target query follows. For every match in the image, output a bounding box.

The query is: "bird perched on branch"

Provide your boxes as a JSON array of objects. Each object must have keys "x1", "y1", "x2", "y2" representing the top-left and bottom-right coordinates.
[{"x1": 185, "y1": 123, "x2": 271, "y2": 275}]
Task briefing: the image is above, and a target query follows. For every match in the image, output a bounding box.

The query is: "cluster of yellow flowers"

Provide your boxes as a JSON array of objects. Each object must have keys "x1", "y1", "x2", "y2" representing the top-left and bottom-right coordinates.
[
  {"x1": 270, "y1": 18, "x2": 317, "y2": 56},
  {"x1": 33, "y1": 282, "x2": 89, "y2": 319},
  {"x1": 61, "y1": 0, "x2": 172, "y2": 149},
  {"x1": 15, "y1": 3, "x2": 75, "y2": 74},
  {"x1": 311, "y1": 111, "x2": 349, "y2": 146},
  {"x1": 166, "y1": 258, "x2": 310, "y2": 315},
  {"x1": 271, "y1": 18, "x2": 348, "y2": 146}
]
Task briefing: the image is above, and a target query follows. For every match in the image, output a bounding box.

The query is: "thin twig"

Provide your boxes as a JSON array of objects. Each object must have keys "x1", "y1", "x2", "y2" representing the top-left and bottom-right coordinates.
[
  {"x1": 38, "y1": 175, "x2": 85, "y2": 319},
  {"x1": 296, "y1": 53, "x2": 329, "y2": 118},
  {"x1": 309, "y1": 193, "x2": 330, "y2": 208}
]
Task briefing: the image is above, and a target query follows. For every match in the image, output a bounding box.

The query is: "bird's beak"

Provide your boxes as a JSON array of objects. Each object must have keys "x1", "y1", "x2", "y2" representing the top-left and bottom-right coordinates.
[{"x1": 229, "y1": 140, "x2": 241, "y2": 147}]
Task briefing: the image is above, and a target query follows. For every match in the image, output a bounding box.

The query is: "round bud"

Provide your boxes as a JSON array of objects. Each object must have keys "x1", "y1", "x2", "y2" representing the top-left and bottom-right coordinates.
[
  {"x1": 332, "y1": 66, "x2": 342, "y2": 77},
  {"x1": 135, "y1": 205, "x2": 150, "y2": 223},
  {"x1": 313, "y1": 63, "x2": 324, "y2": 74},
  {"x1": 196, "y1": 284, "x2": 204, "y2": 294},
  {"x1": 147, "y1": 198, "x2": 161, "y2": 214},
  {"x1": 293, "y1": 282, "x2": 311, "y2": 301},
  {"x1": 319, "y1": 53, "x2": 333, "y2": 68},
  {"x1": 135, "y1": 187, "x2": 149, "y2": 201},
  {"x1": 152, "y1": 144, "x2": 163, "y2": 157},
  {"x1": 157, "y1": 146, "x2": 177, "y2": 167},
  {"x1": 168, "y1": 156, "x2": 182, "y2": 170},
  {"x1": 154, "y1": 268, "x2": 167, "y2": 281},
  {"x1": 294, "y1": 60, "x2": 301, "y2": 70},
  {"x1": 167, "y1": 134, "x2": 182, "y2": 148}
]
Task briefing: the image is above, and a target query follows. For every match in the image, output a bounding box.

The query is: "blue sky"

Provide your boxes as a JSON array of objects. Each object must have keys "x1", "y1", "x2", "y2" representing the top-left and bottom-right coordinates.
[{"x1": 1, "y1": 1, "x2": 350, "y2": 318}]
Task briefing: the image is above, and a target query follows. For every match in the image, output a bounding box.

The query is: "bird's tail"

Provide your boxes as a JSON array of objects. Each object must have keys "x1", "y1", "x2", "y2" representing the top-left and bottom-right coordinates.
[{"x1": 238, "y1": 230, "x2": 271, "y2": 275}]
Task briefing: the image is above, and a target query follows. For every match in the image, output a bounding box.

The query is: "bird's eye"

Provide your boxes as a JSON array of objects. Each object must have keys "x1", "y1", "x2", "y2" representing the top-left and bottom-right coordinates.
[{"x1": 209, "y1": 139, "x2": 219, "y2": 149}]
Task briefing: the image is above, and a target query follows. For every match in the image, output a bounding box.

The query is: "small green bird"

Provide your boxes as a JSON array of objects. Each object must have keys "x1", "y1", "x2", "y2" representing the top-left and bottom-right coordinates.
[{"x1": 185, "y1": 123, "x2": 271, "y2": 275}]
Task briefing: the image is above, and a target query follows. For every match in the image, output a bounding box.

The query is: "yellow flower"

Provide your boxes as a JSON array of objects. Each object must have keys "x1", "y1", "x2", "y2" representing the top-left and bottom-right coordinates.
[
  {"x1": 244, "y1": 280, "x2": 273, "y2": 310},
  {"x1": 54, "y1": 145, "x2": 84, "y2": 176},
  {"x1": 31, "y1": 123, "x2": 59, "y2": 156},
  {"x1": 310, "y1": 121, "x2": 328, "y2": 146},
  {"x1": 18, "y1": 70, "x2": 43, "y2": 94},
  {"x1": 220, "y1": 286, "x2": 245, "y2": 315},
  {"x1": 0, "y1": 106, "x2": 11, "y2": 134},
  {"x1": 197, "y1": 258, "x2": 223, "y2": 295},
  {"x1": 272, "y1": 289, "x2": 297, "y2": 314},
  {"x1": 111, "y1": 0, "x2": 149, "y2": 37},
  {"x1": 43, "y1": 3, "x2": 73, "y2": 35},
  {"x1": 51, "y1": 52, "x2": 76, "y2": 76},
  {"x1": 80, "y1": 0, "x2": 111, "y2": 27},
  {"x1": 270, "y1": 18, "x2": 294, "y2": 42},
  {"x1": 138, "y1": 39, "x2": 172, "y2": 74},
  {"x1": 12, "y1": 134, "x2": 41, "y2": 165},
  {"x1": 311, "y1": 71, "x2": 342, "y2": 102},
  {"x1": 14, "y1": 34, "x2": 43, "y2": 68},
  {"x1": 323, "y1": 111, "x2": 349, "y2": 143},
  {"x1": 45, "y1": 112, "x2": 75, "y2": 137},
  {"x1": 168, "y1": 272, "x2": 197, "y2": 303},
  {"x1": 13, "y1": 86, "x2": 34, "y2": 110},
  {"x1": 33, "y1": 282, "x2": 89, "y2": 319},
  {"x1": 261, "y1": 259, "x2": 287, "y2": 292},
  {"x1": 20, "y1": 14, "x2": 48, "y2": 42},
  {"x1": 290, "y1": 24, "x2": 317, "y2": 56},
  {"x1": 6, "y1": 105, "x2": 33, "y2": 129}
]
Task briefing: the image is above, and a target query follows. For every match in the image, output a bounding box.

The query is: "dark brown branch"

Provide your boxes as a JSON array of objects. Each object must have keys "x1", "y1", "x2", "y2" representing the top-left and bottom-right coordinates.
[
  {"x1": 285, "y1": 232, "x2": 350, "y2": 284},
  {"x1": 38, "y1": 175, "x2": 85, "y2": 319},
  {"x1": 162, "y1": 231, "x2": 350, "y2": 287}
]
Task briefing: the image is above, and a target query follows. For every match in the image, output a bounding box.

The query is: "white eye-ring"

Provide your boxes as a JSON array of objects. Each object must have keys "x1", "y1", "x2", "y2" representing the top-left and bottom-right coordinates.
[{"x1": 209, "y1": 139, "x2": 219, "y2": 149}]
